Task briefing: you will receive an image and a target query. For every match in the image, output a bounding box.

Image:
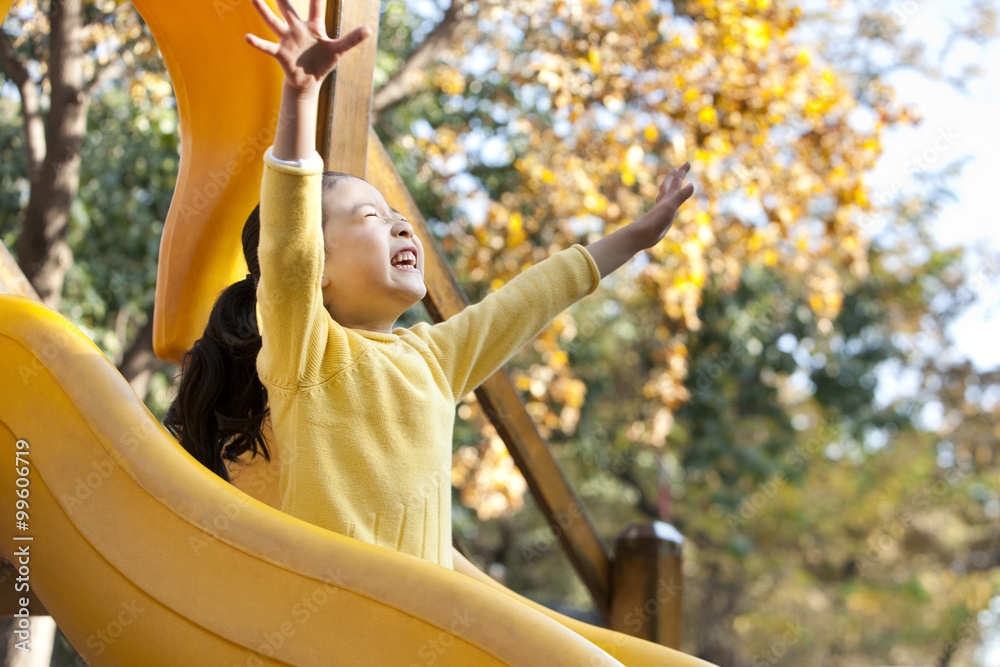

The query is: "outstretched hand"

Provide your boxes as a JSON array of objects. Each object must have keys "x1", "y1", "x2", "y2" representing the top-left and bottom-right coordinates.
[
  {"x1": 630, "y1": 162, "x2": 695, "y2": 250},
  {"x1": 246, "y1": 0, "x2": 371, "y2": 91},
  {"x1": 587, "y1": 162, "x2": 696, "y2": 278}
]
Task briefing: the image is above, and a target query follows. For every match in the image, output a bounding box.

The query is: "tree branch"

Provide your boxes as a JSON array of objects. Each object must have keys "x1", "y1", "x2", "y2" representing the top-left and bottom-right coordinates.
[
  {"x1": 372, "y1": 0, "x2": 472, "y2": 117},
  {"x1": 0, "y1": 29, "x2": 46, "y2": 182},
  {"x1": 607, "y1": 454, "x2": 661, "y2": 520},
  {"x1": 117, "y1": 303, "x2": 168, "y2": 401}
]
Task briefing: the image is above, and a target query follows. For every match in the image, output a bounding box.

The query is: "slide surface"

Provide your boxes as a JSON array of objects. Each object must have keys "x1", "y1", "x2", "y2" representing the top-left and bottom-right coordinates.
[
  {"x1": 0, "y1": 295, "x2": 715, "y2": 666},
  {"x1": 1, "y1": 0, "x2": 714, "y2": 663}
]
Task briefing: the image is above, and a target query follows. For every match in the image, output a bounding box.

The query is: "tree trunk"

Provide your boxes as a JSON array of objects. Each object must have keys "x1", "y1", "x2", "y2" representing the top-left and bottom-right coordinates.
[
  {"x1": 14, "y1": 0, "x2": 89, "y2": 310},
  {"x1": 118, "y1": 304, "x2": 169, "y2": 400},
  {"x1": 0, "y1": 32, "x2": 45, "y2": 182}
]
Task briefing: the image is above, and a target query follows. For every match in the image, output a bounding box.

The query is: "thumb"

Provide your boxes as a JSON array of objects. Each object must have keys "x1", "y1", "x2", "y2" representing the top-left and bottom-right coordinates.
[{"x1": 330, "y1": 25, "x2": 373, "y2": 53}]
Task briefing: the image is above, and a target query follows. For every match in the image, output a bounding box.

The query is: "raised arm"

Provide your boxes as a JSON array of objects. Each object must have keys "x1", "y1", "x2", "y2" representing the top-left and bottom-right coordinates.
[
  {"x1": 244, "y1": 0, "x2": 371, "y2": 385},
  {"x1": 587, "y1": 162, "x2": 695, "y2": 278},
  {"x1": 246, "y1": 0, "x2": 371, "y2": 161}
]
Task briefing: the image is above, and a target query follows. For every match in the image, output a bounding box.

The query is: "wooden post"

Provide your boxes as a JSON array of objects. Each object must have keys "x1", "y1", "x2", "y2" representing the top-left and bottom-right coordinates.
[
  {"x1": 609, "y1": 521, "x2": 684, "y2": 648},
  {"x1": 318, "y1": 0, "x2": 381, "y2": 177}
]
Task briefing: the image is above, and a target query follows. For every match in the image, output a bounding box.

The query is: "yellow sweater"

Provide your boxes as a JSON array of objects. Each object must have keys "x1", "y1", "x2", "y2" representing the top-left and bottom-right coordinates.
[{"x1": 256, "y1": 153, "x2": 600, "y2": 568}]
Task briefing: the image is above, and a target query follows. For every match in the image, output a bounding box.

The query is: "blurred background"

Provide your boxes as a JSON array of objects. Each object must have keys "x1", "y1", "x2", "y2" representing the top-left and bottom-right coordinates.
[{"x1": 1, "y1": 0, "x2": 998, "y2": 664}]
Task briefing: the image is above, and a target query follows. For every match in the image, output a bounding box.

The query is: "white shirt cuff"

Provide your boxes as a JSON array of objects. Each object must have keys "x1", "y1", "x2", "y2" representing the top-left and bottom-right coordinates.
[{"x1": 264, "y1": 147, "x2": 325, "y2": 172}]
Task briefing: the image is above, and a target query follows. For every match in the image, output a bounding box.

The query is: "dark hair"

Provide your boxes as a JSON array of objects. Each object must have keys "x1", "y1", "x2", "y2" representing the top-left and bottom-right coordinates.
[{"x1": 166, "y1": 171, "x2": 353, "y2": 481}]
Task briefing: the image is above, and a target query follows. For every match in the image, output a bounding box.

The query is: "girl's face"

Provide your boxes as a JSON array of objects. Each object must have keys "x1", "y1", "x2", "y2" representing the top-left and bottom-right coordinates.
[{"x1": 318, "y1": 176, "x2": 426, "y2": 333}]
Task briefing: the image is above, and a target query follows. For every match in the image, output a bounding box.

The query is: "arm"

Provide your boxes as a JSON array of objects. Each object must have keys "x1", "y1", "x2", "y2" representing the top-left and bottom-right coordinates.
[
  {"x1": 416, "y1": 164, "x2": 693, "y2": 401},
  {"x1": 245, "y1": 0, "x2": 371, "y2": 384},
  {"x1": 416, "y1": 246, "x2": 601, "y2": 402},
  {"x1": 588, "y1": 162, "x2": 694, "y2": 278}
]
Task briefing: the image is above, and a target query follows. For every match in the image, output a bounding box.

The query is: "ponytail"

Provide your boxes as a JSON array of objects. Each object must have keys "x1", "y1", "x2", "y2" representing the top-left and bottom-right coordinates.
[{"x1": 165, "y1": 205, "x2": 269, "y2": 481}]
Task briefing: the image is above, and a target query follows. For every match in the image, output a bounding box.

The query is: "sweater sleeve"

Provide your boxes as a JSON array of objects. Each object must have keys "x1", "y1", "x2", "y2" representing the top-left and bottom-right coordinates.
[
  {"x1": 412, "y1": 245, "x2": 601, "y2": 403},
  {"x1": 255, "y1": 149, "x2": 342, "y2": 387}
]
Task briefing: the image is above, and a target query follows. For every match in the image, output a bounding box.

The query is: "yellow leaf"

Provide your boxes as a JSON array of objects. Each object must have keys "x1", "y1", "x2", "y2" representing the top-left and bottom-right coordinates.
[
  {"x1": 588, "y1": 47, "x2": 602, "y2": 73},
  {"x1": 698, "y1": 107, "x2": 717, "y2": 125}
]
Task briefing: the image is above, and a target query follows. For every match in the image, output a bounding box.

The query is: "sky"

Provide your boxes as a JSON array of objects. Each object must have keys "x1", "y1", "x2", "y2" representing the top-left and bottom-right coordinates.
[
  {"x1": 861, "y1": 4, "x2": 1000, "y2": 662},
  {"x1": 868, "y1": 0, "x2": 1000, "y2": 375}
]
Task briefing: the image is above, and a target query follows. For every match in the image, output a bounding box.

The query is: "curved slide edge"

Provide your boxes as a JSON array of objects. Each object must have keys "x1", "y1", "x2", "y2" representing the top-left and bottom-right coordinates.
[
  {"x1": 0, "y1": 295, "x2": 717, "y2": 666},
  {"x1": 453, "y1": 552, "x2": 715, "y2": 667},
  {"x1": 134, "y1": 0, "x2": 288, "y2": 364}
]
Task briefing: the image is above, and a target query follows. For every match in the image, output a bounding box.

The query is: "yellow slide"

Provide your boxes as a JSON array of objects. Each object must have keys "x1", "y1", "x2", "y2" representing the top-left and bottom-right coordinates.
[
  {"x1": 0, "y1": 295, "x2": 713, "y2": 666},
  {"x1": 1, "y1": 0, "x2": 715, "y2": 663}
]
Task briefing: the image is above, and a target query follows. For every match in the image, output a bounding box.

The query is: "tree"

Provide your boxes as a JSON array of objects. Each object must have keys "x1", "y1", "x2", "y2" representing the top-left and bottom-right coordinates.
[
  {"x1": 0, "y1": 0, "x2": 174, "y2": 399},
  {"x1": 2, "y1": 0, "x2": 997, "y2": 663},
  {"x1": 373, "y1": 0, "x2": 999, "y2": 663}
]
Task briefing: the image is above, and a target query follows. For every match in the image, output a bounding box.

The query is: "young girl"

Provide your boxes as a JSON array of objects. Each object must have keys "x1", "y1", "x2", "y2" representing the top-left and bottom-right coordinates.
[{"x1": 166, "y1": 0, "x2": 694, "y2": 570}]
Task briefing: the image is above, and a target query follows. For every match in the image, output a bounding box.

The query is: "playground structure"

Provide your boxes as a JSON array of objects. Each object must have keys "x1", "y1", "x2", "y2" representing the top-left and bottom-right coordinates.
[{"x1": 1, "y1": 0, "x2": 709, "y2": 664}]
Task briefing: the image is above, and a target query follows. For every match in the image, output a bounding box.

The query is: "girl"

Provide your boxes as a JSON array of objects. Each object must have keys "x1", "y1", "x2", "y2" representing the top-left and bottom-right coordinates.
[{"x1": 166, "y1": 0, "x2": 694, "y2": 570}]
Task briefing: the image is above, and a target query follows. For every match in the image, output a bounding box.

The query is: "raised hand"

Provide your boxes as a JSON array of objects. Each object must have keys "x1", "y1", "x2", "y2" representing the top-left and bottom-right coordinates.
[
  {"x1": 586, "y1": 162, "x2": 696, "y2": 278},
  {"x1": 631, "y1": 162, "x2": 695, "y2": 250},
  {"x1": 246, "y1": 0, "x2": 371, "y2": 92}
]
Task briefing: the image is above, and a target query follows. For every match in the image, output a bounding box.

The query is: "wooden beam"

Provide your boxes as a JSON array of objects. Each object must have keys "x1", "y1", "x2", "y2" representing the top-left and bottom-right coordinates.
[
  {"x1": 609, "y1": 522, "x2": 683, "y2": 648},
  {"x1": 366, "y1": 129, "x2": 613, "y2": 618},
  {"x1": 318, "y1": 0, "x2": 381, "y2": 178}
]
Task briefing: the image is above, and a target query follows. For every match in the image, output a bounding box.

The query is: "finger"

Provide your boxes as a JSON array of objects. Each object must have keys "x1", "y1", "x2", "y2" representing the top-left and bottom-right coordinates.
[
  {"x1": 667, "y1": 183, "x2": 695, "y2": 207},
  {"x1": 250, "y1": 0, "x2": 288, "y2": 35},
  {"x1": 274, "y1": 0, "x2": 301, "y2": 23},
  {"x1": 329, "y1": 25, "x2": 373, "y2": 53},
  {"x1": 658, "y1": 161, "x2": 691, "y2": 202},
  {"x1": 308, "y1": 0, "x2": 323, "y2": 22},
  {"x1": 657, "y1": 173, "x2": 677, "y2": 202},
  {"x1": 245, "y1": 33, "x2": 281, "y2": 56}
]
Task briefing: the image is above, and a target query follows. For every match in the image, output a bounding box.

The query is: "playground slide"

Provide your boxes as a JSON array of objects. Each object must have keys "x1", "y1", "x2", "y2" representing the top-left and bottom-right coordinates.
[
  {"x1": 1, "y1": 0, "x2": 716, "y2": 662},
  {"x1": 0, "y1": 295, "x2": 715, "y2": 666}
]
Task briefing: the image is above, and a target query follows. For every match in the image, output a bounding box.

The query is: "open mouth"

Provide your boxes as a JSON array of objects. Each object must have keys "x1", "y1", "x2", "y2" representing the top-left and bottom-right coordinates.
[{"x1": 391, "y1": 249, "x2": 418, "y2": 269}]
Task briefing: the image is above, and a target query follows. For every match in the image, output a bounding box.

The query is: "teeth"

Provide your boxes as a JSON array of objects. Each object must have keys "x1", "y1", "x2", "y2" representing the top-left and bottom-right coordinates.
[{"x1": 392, "y1": 251, "x2": 416, "y2": 266}]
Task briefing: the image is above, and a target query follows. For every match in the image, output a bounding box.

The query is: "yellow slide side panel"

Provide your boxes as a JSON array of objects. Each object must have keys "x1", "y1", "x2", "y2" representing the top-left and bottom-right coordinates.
[
  {"x1": 0, "y1": 295, "x2": 629, "y2": 666},
  {"x1": 134, "y1": 0, "x2": 297, "y2": 364},
  {"x1": 453, "y1": 553, "x2": 716, "y2": 667}
]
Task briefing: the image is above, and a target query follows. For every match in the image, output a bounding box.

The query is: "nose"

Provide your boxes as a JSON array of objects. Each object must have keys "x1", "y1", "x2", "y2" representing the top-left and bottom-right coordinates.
[{"x1": 393, "y1": 219, "x2": 414, "y2": 238}]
